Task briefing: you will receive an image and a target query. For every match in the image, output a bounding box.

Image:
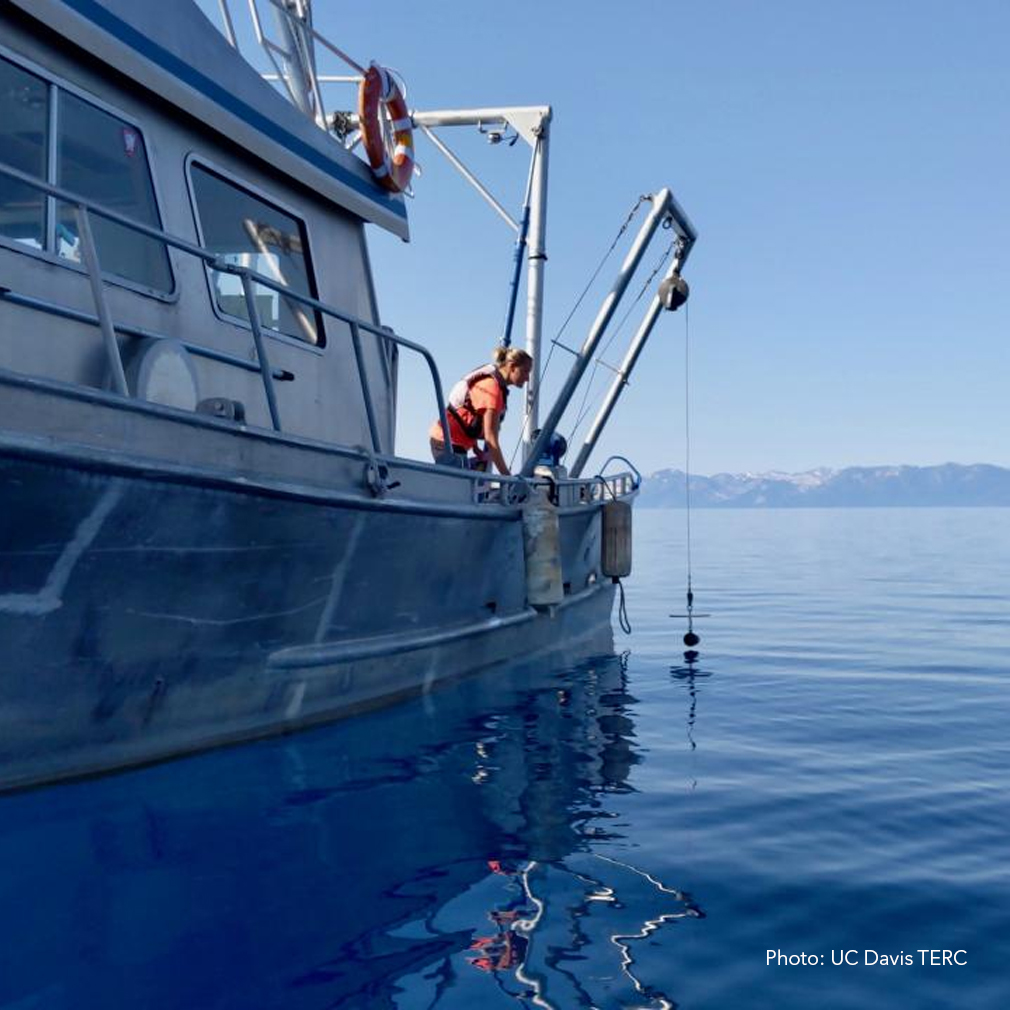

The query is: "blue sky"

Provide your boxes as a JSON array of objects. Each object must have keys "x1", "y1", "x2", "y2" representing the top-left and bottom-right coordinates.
[{"x1": 229, "y1": 1, "x2": 1010, "y2": 475}]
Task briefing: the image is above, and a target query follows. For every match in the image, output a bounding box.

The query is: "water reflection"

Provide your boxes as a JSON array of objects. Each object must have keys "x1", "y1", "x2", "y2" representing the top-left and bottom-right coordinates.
[
  {"x1": 452, "y1": 854, "x2": 702, "y2": 1009},
  {"x1": 667, "y1": 655, "x2": 712, "y2": 802},
  {"x1": 0, "y1": 648, "x2": 703, "y2": 1009}
]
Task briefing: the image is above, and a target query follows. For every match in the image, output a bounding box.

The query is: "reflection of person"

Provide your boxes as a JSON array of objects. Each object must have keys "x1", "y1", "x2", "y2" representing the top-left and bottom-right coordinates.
[
  {"x1": 429, "y1": 347, "x2": 533, "y2": 475},
  {"x1": 468, "y1": 921, "x2": 529, "y2": 972},
  {"x1": 467, "y1": 861, "x2": 534, "y2": 974}
]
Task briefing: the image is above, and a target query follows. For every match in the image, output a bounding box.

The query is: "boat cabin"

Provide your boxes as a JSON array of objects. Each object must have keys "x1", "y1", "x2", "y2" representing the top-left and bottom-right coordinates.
[{"x1": 0, "y1": 0, "x2": 405, "y2": 451}]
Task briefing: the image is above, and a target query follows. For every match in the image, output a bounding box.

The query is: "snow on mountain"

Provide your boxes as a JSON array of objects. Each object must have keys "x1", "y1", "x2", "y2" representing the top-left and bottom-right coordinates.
[{"x1": 638, "y1": 464, "x2": 1010, "y2": 507}]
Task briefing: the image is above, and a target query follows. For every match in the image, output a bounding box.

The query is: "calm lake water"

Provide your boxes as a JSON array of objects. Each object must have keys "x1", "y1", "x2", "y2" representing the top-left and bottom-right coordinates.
[{"x1": 1, "y1": 507, "x2": 1008, "y2": 1009}]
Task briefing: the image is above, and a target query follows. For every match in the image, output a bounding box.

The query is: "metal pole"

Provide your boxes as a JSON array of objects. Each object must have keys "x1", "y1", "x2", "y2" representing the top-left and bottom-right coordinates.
[
  {"x1": 216, "y1": 0, "x2": 238, "y2": 46},
  {"x1": 45, "y1": 84, "x2": 57, "y2": 254},
  {"x1": 75, "y1": 206, "x2": 129, "y2": 397},
  {"x1": 239, "y1": 270, "x2": 283, "y2": 430},
  {"x1": 349, "y1": 320, "x2": 383, "y2": 454},
  {"x1": 522, "y1": 126, "x2": 550, "y2": 461},
  {"x1": 290, "y1": 0, "x2": 328, "y2": 129},
  {"x1": 520, "y1": 188, "x2": 673, "y2": 476},
  {"x1": 420, "y1": 125, "x2": 519, "y2": 231},
  {"x1": 500, "y1": 152, "x2": 537, "y2": 348},
  {"x1": 269, "y1": 0, "x2": 317, "y2": 120},
  {"x1": 569, "y1": 254, "x2": 684, "y2": 477},
  {"x1": 411, "y1": 108, "x2": 548, "y2": 141}
]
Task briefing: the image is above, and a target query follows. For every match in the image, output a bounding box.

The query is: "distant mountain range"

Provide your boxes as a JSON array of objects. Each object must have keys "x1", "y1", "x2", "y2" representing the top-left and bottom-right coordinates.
[{"x1": 639, "y1": 464, "x2": 1010, "y2": 507}]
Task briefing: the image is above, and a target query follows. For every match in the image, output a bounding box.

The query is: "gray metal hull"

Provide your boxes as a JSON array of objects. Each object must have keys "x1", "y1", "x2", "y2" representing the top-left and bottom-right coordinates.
[
  {"x1": 0, "y1": 390, "x2": 616, "y2": 791},
  {"x1": 0, "y1": 0, "x2": 664, "y2": 799}
]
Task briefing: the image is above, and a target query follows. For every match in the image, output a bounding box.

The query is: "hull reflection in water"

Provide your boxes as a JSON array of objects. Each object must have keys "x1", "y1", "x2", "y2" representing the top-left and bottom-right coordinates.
[{"x1": 0, "y1": 646, "x2": 704, "y2": 1009}]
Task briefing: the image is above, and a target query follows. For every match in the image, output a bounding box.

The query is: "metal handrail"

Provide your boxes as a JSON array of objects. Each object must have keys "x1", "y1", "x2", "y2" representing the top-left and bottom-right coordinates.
[
  {"x1": 595, "y1": 455, "x2": 642, "y2": 490},
  {"x1": 0, "y1": 159, "x2": 453, "y2": 460},
  {"x1": 0, "y1": 160, "x2": 639, "y2": 501},
  {"x1": 238, "y1": 270, "x2": 282, "y2": 431},
  {"x1": 74, "y1": 205, "x2": 128, "y2": 396},
  {"x1": 213, "y1": 258, "x2": 455, "y2": 458},
  {"x1": 0, "y1": 287, "x2": 295, "y2": 381},
  {"x1": 217, "y1": 0, "x2": 367, "y2": 125}
]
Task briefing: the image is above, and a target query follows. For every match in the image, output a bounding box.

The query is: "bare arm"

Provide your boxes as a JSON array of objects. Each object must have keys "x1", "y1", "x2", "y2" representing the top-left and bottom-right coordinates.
[{"x1": 482, "y1": 409, "x2": 510, "y2": 476}]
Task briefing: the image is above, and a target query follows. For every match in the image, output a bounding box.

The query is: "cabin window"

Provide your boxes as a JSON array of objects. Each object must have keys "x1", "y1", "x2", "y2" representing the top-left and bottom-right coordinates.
[
  {"x1": 189, "y1": 164, "x2": 324, "y2": 346},
  {"x1": 0, "y1": 53, "x2": 173, "y2": 294},
  {"x1": 0, "y1": 56, "x2": 48, "y2": 250},
  {"x1": 56, "y1": 91, "x2": 173, "y2": 292}
]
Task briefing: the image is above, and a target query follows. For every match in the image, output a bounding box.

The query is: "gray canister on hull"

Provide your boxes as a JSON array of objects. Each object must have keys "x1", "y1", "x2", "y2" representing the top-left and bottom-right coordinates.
[
  {"x1": 601, "y1": 500, "x2": 632, "y2": 578},
  {"x1": 523, "y1": 488, "x2": 564, "y2": 607}
]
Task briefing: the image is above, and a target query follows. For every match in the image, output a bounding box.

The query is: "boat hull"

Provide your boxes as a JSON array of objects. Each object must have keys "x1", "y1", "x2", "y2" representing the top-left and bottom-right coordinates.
[{"x1": 0, "y1": 438, "x2": 616, "y2": 791}]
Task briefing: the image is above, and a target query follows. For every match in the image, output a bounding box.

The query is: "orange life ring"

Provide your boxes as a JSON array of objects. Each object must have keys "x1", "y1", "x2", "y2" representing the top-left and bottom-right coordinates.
[{"x1": 358, "y1": 63, "x2": 415, "y2": 194}]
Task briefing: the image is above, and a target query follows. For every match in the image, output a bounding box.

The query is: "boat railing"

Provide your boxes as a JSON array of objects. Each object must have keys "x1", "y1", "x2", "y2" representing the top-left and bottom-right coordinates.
[
  {"x1": 0, "y1": 159, "x2": 638, "y2": 504},
  {"x1": 208, "y1": 0, "x2": 368, "y2": 134},
  {"x1": 593, "y1": 456, "x2": 641, "y2": 499},
  {"x1": 0, "y1": 159, "x2": 455, "y2": 463}
]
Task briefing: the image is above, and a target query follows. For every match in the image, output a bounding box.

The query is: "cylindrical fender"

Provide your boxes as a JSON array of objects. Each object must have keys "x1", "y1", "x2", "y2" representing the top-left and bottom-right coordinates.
[{"x1": 601, "y1": 500, "x2": 632, "y2": 578}]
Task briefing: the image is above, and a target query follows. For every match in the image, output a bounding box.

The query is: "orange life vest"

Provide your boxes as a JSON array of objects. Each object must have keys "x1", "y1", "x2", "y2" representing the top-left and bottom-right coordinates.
[{"x1": 447, "y1": 365, "x2": 509, "y2": 441}]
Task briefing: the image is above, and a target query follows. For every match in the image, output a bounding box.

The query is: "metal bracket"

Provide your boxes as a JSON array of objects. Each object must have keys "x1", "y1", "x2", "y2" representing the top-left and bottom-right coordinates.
[{"x1": 363, "y1": 455, "x2": 400, "y2": 498}]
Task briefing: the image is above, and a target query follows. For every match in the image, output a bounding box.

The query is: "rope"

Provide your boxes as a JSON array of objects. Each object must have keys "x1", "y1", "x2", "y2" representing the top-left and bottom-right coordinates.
[
  {"x1": 564, "y1": 238, "x2": 676, "y2": 453},
  {"x1": 499, "y1": 144, "x2": 539, "y2": 350},
  {"x1": 600, "y1": 238, "x2": 677, "y2": 364},
  {"x1": 542, "y1": 194, "x2": 649, "y2": 379},
  {"x1": 509, "y1": 195, "x2": 650, "y2": 470},
  {"x1": 616, "y1": 578, "x2": 632, "y2": 635},
  {"x1": 684, "y1": 299, "x2": 695, "y2": 632},
  {"x1": 537, "y1": 196, "x2": 649, "y2": 390}
]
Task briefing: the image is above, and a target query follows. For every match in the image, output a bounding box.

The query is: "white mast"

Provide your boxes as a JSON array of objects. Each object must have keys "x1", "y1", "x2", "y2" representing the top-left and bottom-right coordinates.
[
  {"x1": 410, "y1": 107, "x2": 552, "y2": 458},
  {"x1": 523, "y1": 122, "x2": 550, "y2": 461}
]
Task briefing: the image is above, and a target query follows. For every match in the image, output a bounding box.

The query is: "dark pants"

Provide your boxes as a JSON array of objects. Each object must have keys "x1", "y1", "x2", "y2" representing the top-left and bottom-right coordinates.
[
  {"x1": 430, "y1": 439, "x2": 489, "y2": 471},
  {"x1": 430, "y1": 438, "x2": 467, "y2": 465}
]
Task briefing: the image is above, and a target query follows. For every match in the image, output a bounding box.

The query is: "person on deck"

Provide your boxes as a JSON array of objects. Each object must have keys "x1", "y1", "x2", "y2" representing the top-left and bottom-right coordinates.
[{"x1": 429, "y1": 347, "x2": 533, "y2": 475}]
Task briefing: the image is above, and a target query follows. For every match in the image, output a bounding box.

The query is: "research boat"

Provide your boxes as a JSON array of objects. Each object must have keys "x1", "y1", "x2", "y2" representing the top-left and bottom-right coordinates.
[{"x1": 0, "y1": 0, "x2": 696, "y2": 790}]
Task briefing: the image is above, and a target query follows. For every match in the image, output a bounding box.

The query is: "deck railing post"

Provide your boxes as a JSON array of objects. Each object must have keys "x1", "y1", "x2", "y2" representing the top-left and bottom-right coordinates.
[
  {"x1": 416, "y1": 347, "x2": 455, "y2": 467},
  {"x1": 349, "y1": 320, "x2": 382, "y2": 453},
  {"x1": 75, "y1": 206, "x2": 129, "y2": 398},
  {"x1": 239, "y1": 270, "x2": 283, "y2": 431}
]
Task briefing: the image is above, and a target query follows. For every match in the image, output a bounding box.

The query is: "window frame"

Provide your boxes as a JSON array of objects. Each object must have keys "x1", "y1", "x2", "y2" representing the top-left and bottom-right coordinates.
[
  {"x1": 0, "y1": 42, "x2": 177, "y2": 303},
  {"x1": 185, "y1": 154, "x2": 327, "y2": 353}
]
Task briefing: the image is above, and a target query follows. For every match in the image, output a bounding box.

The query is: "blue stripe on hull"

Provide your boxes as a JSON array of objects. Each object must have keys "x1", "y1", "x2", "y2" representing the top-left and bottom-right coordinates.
[{"x1": 10, "y1": 0, "x2": 407, "y2": 231}]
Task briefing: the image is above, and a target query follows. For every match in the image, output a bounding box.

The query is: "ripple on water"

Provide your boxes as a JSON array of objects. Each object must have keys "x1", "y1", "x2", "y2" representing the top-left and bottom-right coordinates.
[{"x1": 1, "y1": 508, "x2": 1009, "y2": 1008}]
